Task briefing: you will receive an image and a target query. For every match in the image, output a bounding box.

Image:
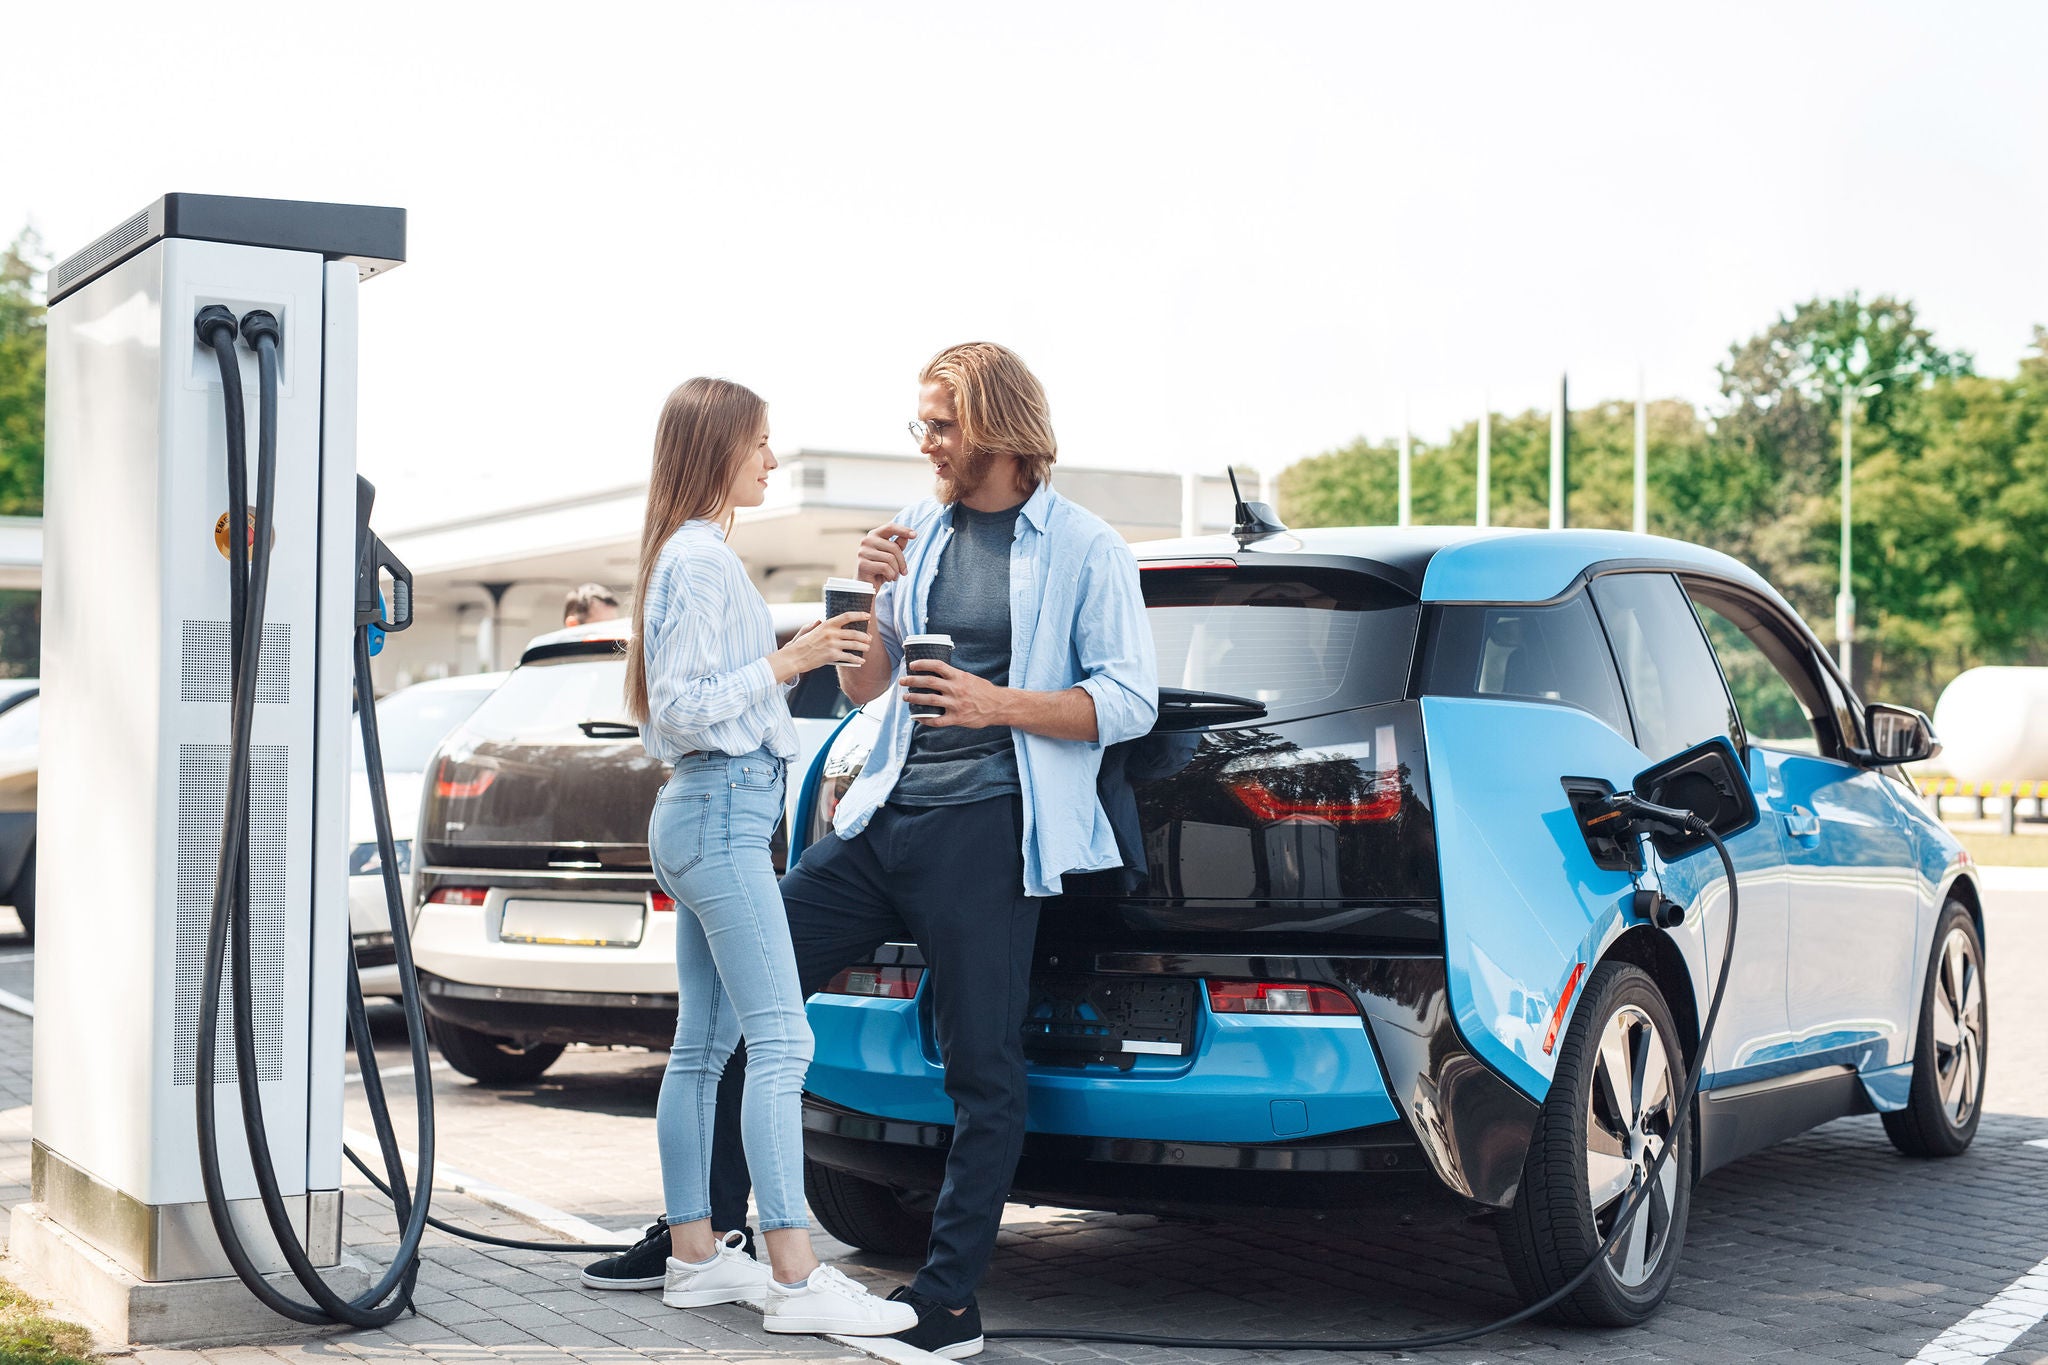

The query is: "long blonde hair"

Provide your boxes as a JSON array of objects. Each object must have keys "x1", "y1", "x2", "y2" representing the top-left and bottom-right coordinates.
[
  {"x1": 920, "y1": 342, "x2": 1057, "y2": 493},
  {"x1": 624, "y1": 377, "x2": 767, "y2": 722}
]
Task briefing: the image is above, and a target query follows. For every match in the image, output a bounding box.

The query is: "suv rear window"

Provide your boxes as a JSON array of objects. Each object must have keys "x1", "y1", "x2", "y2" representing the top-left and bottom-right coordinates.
[
  {"x1": 1141, "y1": 566, "x2": 1419, "y2": 719},
  {"x1": 462, "y1": 655, "x2": 633, "y2": 743}
]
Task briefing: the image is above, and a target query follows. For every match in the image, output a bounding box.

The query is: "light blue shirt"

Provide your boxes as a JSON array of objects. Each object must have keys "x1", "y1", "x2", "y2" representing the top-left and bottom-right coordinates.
[
  {"x1": 640, "y1": 520, "x2": 798, "y2": 763},
  {"x1": 832, "y1": 482, "x2": 1159, "y2": 897}
]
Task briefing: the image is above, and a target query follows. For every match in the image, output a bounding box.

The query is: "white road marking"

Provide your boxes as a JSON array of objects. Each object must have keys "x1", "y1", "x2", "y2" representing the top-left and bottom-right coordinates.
[
  {"x1": 341, "y1": 1062, "x2": 454, "y2": 1086},
  {"x1": 1911, "y1": 1252, "x2": 2048, "y2": 1363},
  {"x1": 1978, "y1": 865, "x2": 2048, "y2": 893},
  {"x1": 0, "y1": 987, "x2": 33, "y2": 1018},
  {"x1": 2027, "y1": 1138, "x2": 2048, "y2": 1151}
]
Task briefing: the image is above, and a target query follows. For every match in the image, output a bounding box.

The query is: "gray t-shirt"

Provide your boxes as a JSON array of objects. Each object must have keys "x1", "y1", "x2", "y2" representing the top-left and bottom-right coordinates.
[{"x1": 890, "y1": 501, "x2": 1023, "y2": 806}]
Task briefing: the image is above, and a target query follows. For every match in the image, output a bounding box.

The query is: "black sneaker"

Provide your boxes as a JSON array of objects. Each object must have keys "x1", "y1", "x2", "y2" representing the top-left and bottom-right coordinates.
[
  {"x1": 887, "y1": 1286, "x2": 984, "y2": 1359},
  {"x1": 581, "y1": 1222, "x2": 755, "y2": 1290}
]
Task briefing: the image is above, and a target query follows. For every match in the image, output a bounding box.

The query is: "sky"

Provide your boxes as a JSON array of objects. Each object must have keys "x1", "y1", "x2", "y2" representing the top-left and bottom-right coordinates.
[{"x1": 12, "y1": 2, "x2": 2047, "y2": 531}]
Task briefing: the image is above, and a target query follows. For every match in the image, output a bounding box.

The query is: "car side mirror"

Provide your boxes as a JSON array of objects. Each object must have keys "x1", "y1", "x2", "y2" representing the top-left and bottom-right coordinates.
[
  {"x1": 1864, "y1": 703, "x2": 1940, "y2": 765},
  {"x1": 1633, "y1": 737, "x2": 1760, "y2": 861}
]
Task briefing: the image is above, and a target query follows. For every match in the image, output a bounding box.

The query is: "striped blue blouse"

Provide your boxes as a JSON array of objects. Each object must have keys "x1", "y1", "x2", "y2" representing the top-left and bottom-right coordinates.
[{"x1": 639, "y1": 519, "x2": 797, "y2": 763}]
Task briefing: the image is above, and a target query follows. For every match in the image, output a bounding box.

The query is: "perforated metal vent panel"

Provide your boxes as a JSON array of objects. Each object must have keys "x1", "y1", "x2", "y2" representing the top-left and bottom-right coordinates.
[
  {"x1": 181, "y1": 621, "x2": 290, "y2": 704},
  {"x1": 53, "y1": 210, "x2": 151, "y2": 291},
  {"x1": 173, "y1": 744, "x2": 287, "y2": 1085}
]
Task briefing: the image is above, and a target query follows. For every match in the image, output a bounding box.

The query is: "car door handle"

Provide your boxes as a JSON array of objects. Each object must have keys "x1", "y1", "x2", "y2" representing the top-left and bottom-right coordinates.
[{"x1": 1781, "y1": 806, "x2": 1820, "y2": 842}]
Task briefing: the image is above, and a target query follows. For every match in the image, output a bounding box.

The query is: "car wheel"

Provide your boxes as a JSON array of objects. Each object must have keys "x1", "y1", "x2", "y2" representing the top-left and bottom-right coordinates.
[
  {"x1": 1883, "y1": 900, "x2": 1986, "y2": 1158},
  {"x1": 12, "y1": 847, "x2": 31, "y2": 943},
  {"x1": 1496, "y1": 961, "x2": 1692, "y2": 1326},
  {"x1": 803, "y1": 1158, "x2": 932, "y2": 1257},
  {"x1": 428, "y1": 1017, "x2": 565, "y2": 1085}
]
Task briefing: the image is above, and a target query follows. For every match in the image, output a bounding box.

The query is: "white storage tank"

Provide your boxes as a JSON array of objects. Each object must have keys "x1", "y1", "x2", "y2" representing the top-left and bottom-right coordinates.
[{"x1": 1931, "y1": 666, "x2": 2048, "y2": 782}]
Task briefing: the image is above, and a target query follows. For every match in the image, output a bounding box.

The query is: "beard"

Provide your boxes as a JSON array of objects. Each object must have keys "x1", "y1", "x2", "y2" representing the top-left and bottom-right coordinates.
[{"x1": 936, "y1": 446, "x2": 1005, "y2": 504}]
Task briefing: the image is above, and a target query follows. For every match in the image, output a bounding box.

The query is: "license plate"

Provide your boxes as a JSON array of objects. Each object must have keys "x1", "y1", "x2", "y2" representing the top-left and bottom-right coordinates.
[
  {"x1": 1023, "y1": 974, "x2": 1195, "y2": 1070},
  {"x1": 499, "y1": 899, "x2": 646, "y2": 948}
]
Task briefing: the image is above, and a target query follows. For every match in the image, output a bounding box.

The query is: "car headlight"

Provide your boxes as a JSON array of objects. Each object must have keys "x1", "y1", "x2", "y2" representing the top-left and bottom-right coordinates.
[
  {"x1": 349, "y1": 839, "x2": 413, "y2": 877},
  {"x1": 806, "y1": 747, "x2": 867, "y2": 846}
]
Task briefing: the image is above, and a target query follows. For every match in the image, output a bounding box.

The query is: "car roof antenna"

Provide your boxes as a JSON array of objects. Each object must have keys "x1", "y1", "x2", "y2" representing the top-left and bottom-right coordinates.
[{"x1": 1227, "y1": 466, "x2": 1288, "y2": 545}]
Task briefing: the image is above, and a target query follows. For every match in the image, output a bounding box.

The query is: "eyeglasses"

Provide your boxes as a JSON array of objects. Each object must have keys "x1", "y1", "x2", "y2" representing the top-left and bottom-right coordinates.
[{"x1": 907, "y1": 419, "x2": 955, "y2": 445}]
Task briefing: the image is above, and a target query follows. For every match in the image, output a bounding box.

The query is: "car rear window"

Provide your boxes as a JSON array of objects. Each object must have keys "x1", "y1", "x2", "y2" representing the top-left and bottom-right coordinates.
[
  {"x1": 460, "y1": 655, "x2": 633, "y2": 744},
  {"x1": 1141, "y1": 566, "x2": 1420, "y2": 719},
  {"x1": 353, "y1": 683, "x2": 498, "y2": 773},
  {"x1": 1420, "y1": 594, "x2": 1633, "y2": 739}
]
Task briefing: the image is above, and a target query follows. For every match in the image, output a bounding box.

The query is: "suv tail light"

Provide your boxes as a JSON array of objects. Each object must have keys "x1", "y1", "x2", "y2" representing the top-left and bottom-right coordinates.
[
  {"x1": 1206, "y1": 980, "x2": 1358, "y2": 1015},
  {"x1": 435, "y1": 758, "x2": 497, "y2": 799},
  {"x1": 821, "y1": 965, "x2": 925, "y2": 999},
  {"x1": 650, "y1": 890, "x2": 675, "y2": 913},
  {"x1": 426, "y1": 887, "x2": 488, "y2": 906}
]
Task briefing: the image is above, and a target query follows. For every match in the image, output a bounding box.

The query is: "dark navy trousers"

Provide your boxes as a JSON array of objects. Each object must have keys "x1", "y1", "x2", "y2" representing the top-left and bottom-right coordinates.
[{"x1": 707, "y1": 793, "x2": 1038, "y2": 1306}]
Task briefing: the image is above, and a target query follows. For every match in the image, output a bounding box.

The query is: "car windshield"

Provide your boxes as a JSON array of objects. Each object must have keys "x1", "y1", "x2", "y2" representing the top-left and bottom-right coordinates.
[
  {"x1": 459, "y1": 656, "x2": 632, "y2": 744},
  {"x1": 353, "y1": 682, "x2": 499, "y2": 773},
  {"x1": 1141, "y1": 566, "x2": 1419, "y2": 718}
]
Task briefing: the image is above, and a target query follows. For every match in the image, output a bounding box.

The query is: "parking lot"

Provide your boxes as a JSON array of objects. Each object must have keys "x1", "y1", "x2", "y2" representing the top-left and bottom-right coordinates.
[{"x1": 2, "y1": 880, "x2": 2046, "y2": 1364}]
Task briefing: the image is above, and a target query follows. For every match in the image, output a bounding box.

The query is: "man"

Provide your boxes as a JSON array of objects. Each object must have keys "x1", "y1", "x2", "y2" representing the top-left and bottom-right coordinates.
[
  {"x1": 564, "y1": 582, "x2": 621, "y2": 628},
  {"x1": 779, "y1": 342, "x2": 1158, "y2": 1356}
]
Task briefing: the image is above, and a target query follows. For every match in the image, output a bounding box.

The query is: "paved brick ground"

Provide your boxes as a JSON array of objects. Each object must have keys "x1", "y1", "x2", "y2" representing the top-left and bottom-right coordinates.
[{"x1": 1, "y1": 892, "x2": 2044, "y2": 1363}]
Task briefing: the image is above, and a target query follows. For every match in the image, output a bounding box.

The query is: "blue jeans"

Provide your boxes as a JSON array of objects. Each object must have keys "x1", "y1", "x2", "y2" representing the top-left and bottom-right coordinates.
[{"x1": 650, "y1": 749, "x2": 812, "y2": 1231}]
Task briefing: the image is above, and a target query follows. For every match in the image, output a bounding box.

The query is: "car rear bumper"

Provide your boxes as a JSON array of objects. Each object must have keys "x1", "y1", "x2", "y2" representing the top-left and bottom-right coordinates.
[
  {"x1": 417, "y1": 971, "x2": 678, "y2": 1049},
  {"x1": 802, "y1": 948, "x2": 1543, "y2": 1210},
  {"x1": 801, "y1": 1094, "x2": 1467, "y2": 1221}
]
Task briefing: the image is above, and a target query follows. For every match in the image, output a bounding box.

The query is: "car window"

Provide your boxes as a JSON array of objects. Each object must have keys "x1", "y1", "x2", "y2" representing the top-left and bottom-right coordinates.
[
  {"x1": 353, "y1": 683, "x2": 498, "y2": 773},
  {"x1": 1685, "y1": 592, "x2": 1825, "y2": 754},
  {"x1": 1589, "y1": 573, "x2": 1739, "y2": 762},
  {"x1": 1142, "y1": 566, "x2": 1419, "y2": 719},
  {"x1": 0, "y1": 695, "x2": 38, "y2": 749},
  {"x1": 1420, "y1": 595, "x2": 1632, "y2": 739},
  {"x1": 460, "y1": 656, "x2": 632, "y2": 744}
]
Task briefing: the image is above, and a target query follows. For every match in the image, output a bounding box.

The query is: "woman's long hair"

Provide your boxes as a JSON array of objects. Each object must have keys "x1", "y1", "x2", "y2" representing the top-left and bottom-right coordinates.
[{"x1": 624, "y1": 377, "x2": 767, "y2": 723}]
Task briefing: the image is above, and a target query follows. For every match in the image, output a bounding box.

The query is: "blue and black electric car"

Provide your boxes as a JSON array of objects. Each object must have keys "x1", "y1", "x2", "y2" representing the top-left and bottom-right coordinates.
[{"x1": 791, "y1": 523, "x2": 1985, "y2": 1325}]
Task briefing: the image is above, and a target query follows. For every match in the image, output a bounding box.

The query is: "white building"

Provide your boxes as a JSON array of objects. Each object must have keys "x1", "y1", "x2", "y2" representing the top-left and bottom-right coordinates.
[{"x1": 374, "y1": 451, "x2": 1258, "y2": 689}]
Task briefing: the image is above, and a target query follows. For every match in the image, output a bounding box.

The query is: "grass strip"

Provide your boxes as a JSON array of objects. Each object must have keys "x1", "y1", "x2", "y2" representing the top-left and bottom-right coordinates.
[
  {"x1": 0, "y1": 1279, "x2": 97, "y2": 1365},
  {"x1": 1958, "y1": 832, "x2": 2048, "y2": 869}
]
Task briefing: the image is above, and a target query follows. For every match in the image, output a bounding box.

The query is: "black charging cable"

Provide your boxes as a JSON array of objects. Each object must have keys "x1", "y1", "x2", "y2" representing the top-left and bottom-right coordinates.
[
  {"x1": 193, "y1": 307, "x2": 443, "y2": 1325},
  {"x1": 986, "y1": 812, "x2": 1739, "y2": 1355}
]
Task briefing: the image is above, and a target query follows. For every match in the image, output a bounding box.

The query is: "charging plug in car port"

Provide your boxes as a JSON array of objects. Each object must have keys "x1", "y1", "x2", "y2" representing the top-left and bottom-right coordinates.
[{"x1": 1563, "y1": 778, "x2": 1642, "y2": 873}]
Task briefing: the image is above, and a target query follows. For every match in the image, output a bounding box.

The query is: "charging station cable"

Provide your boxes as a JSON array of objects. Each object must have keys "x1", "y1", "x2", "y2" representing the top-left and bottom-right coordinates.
[
  {"x1": 193, "y1": 306, "x2": 440, "y2": 1325},
  {"x1": 986, "y1": 814, "x2": 1739, "y2": 1354}
]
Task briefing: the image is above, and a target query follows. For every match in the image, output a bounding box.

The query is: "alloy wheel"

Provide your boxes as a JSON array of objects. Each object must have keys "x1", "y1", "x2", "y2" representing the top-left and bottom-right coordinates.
[
  {"x1": 1930, "y1": 925, "x2": 1986, "y2": 1129},
  {"x1": 1584, "y1": 1003, "x2": 1679, "y2": 1289}
]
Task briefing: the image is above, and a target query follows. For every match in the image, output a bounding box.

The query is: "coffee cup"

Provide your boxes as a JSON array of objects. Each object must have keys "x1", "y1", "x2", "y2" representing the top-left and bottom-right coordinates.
[
  {"x1": 823, "y1": 577, "x2": 876, "y2": 634},
  {"x1": 902, "y1": 633, "x2": 954, "y2": 715}
]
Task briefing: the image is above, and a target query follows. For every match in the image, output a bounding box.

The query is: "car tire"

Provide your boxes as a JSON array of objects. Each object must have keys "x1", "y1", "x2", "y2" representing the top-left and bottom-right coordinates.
[
  {"x1": 13, "y1": 847, "x2": 33, "y2": 943},
  {"x1": 1882, "y1": 899, "x2": 1986, "y2": 1159},
  {"x1": 803, "y1": 1158, "x2": 933, "y2": 1257},
  {"x1": 1496, "y1": 960, "x2": 1692, "y2": 1326},
  {"x1": 428, "y1": 1017, "x2": 565, "y2": 1085}
]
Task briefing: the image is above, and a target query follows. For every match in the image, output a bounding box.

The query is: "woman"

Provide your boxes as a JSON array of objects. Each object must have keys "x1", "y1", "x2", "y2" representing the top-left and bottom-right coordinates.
[{"x1": 625, "y1": 377, "x2": 916, "y2": 1336}]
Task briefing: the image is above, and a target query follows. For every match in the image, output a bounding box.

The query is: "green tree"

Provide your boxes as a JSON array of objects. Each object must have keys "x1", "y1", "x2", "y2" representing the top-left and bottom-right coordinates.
[{"x1": 0, "y1": 227, "x2": 47, "y2": 517}]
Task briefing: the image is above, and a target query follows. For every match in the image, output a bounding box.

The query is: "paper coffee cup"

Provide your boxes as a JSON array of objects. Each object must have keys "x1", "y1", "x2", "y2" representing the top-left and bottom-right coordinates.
[
  {"x1": 823, "y1": 577, "x2": 876, "y2": 634},
  {"x1": 902, "y1": 633, "x2": 954, "y2": 715}
]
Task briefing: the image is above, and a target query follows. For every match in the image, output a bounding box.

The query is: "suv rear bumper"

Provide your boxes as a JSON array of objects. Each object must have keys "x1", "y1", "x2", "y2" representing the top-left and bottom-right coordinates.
[{"x1": 418, "y1": 971, "x2": 678, "y2": 1049}]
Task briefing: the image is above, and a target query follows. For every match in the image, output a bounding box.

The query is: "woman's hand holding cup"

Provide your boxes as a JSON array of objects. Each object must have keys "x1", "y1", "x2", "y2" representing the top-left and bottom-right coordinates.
[{"x1": 773, "y1": 612, "x2": 870, "y2": 680}]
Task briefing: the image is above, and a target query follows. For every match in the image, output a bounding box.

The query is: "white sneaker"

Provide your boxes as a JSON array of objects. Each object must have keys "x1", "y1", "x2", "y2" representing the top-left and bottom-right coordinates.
[
  {"x1": 763, "y1": 1263, "x2": 920, "y2": 1336},
  {"x1": 662, "y1": 1230, "x2": 771, "y2": 1308}
]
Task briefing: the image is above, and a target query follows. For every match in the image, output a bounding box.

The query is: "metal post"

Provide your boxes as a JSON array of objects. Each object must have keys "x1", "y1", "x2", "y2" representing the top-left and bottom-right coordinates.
[
  {"x1": 1837, "y1": 385, "x2": 1855, "y2": 679},
  {"x1": 1549, "y1": 373, "x2": 1568, "y2": 529},
  {"x1": 1397, "y1": 395, "x2": 1412, "y2": 528},
  {"x1": 1633, "y1": 370, "x2": 1648, "y2": 535},
  {"x1": 1476, "y1": 398, "x2": 1491, "y2": 528},
  {"x1": 479, "y1": 581, "x2": 513, "y2": 671}
]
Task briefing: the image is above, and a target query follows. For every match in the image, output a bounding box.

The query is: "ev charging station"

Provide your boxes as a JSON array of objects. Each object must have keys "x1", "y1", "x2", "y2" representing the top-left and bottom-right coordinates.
[{"x1": 17, "y1": 195, "x2": 418, "y2": 1343}]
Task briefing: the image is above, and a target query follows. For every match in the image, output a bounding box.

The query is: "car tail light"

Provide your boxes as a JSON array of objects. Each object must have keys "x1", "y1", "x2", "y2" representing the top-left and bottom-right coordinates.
[
  {"x1": 1229, "y1": 723, "x2": 1402, "y2": 823},
  {"x1": 821, "y1": 965, "x2": 925, "y2": 999},
  {"x1": 1206, "y1": 980, "x2": 1358, "y2": 1015},
  {"x1": 434, "y1": 758, "x2": 497, "y2": 799},
  {"x1": 650, "y1": 890, "x2": 675, "y2": 913},
  {"x1": 426, "y1": 887, "x2": 488, "y2": 907}
]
